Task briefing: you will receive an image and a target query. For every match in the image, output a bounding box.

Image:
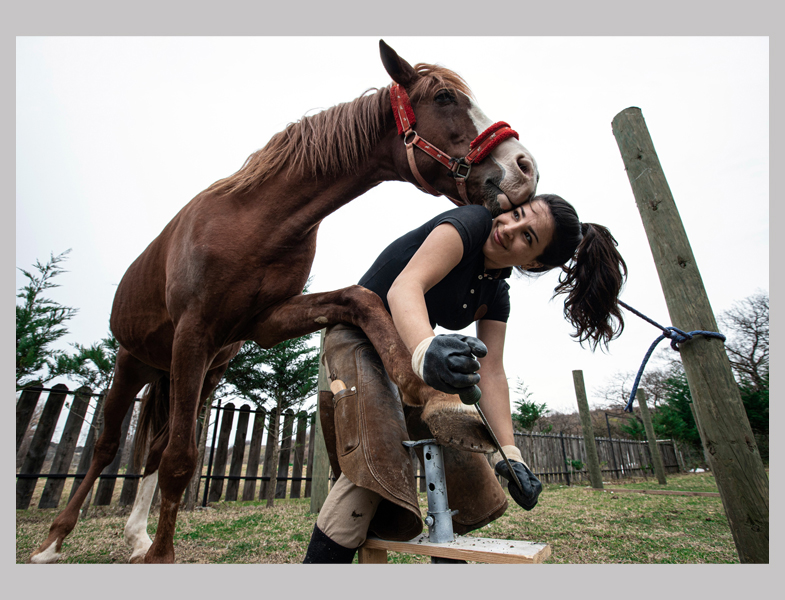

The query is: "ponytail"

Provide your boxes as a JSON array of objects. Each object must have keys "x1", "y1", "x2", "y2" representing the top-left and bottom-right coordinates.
[
  {"x1": 520, "y1": 195, "x2": 627, "y2": 350},
  {"x1": 554, "y1": 223, "x2": 627, "y2": 350}
]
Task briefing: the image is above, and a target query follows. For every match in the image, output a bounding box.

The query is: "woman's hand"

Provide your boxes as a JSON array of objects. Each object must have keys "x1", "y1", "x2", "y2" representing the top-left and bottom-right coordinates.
[
  {"x1": 414, "y1": 334, "x2": 487, "y2": 394},
  {"x1": 495, "y1": 459, "x2": 542, "y2": 510}
]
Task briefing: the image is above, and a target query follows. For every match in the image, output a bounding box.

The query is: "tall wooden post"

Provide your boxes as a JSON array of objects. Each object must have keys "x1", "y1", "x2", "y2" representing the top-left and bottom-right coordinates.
[
  {"x1": 612, "y1": 107, "x2": 769, "y2": 563},
  {"x1": 636, "y1": 390, "x2": 667, "y2": 485},
  {"x1": 572, "y1": 371, "x2": 603, "y2": 489},
  {"x1": 310, "y1": 329, "x2": 331, "y2": 513}
]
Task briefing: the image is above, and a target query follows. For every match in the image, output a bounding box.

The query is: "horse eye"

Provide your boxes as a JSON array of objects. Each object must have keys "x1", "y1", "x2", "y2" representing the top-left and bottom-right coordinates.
[{"x1": 434, "y1": 89, "x2": 455, "y2": 105}]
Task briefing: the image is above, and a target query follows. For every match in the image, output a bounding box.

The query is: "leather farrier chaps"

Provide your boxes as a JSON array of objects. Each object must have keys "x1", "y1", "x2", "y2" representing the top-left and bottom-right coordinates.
[{"x1": 320, "y1": 324, "x2": 508, "y2": 541}]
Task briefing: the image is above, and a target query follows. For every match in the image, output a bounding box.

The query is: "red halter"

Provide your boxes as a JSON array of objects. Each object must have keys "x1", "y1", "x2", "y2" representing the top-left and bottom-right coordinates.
[{"x1": 390, "y1": 83, "x2": 519, "y2": 206}]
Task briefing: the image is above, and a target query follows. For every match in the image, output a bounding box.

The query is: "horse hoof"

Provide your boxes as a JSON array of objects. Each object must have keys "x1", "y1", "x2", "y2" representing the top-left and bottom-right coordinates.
[
  {"x1": 30, "y1": 541, "x2": 62, "y2": 564},
  {"x1": 128, "y1": 553, "x2": 147, "y2": 564},
  {"x1": 422, "y1": 397, "x2": 495, "y2": 453}
]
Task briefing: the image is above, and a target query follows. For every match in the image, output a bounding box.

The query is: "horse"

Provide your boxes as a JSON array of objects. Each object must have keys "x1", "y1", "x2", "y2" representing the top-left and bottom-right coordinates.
[{"x1": 30, "y1": 40, "x2": 539, "y2": 564}]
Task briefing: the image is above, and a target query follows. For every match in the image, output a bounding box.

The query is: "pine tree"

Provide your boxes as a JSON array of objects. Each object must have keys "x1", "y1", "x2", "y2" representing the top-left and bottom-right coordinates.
[
  {"x1": 218, "y1": 333, "x2": 319, "y2": 507},
  {"x1": 16, "y1": 250, "x2": 78, "y2": 389}
]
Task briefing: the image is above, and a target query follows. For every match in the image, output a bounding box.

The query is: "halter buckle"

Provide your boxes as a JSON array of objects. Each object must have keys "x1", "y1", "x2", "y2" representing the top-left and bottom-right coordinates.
[{"x1": 451, "y1": 158, "x2": 472, "y2": 180}]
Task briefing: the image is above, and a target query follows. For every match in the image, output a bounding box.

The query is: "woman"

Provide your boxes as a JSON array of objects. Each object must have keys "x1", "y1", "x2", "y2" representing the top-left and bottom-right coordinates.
[{"x1": 304, "y1": 194, "x2": 627, "y2": 563}]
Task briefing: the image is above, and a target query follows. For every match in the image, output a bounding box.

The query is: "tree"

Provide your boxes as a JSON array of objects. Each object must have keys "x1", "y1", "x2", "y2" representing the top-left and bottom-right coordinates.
[
  {"x1": 16, "y1": 250, "x2": 78, "y2": 389},
  {"x1": 510, "y1": 378, "x2": 551, "y2": 432},
  {"x1": 218, "y1": 333, "x2": 319, "y2": 507},
  {"x1": 53, "y1": 332, "x2": 119, "y2": 393},
  {"x1": 718, "y1": 291, "x2": 768, "y2": 392}
]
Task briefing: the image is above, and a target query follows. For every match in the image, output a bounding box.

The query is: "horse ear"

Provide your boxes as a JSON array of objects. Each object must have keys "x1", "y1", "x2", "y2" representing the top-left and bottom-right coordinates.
[{"x1": 379, "y1": 39, "x2": 417, "y2": 88}]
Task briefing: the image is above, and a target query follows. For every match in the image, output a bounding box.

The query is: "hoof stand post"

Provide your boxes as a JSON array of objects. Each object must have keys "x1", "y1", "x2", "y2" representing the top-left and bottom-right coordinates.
[{"x1": 360, "y1": 437, "x2": 551, "y2": 564}]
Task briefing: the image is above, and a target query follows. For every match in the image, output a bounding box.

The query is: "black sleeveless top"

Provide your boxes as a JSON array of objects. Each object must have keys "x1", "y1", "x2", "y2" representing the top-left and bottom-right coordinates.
[{"x1": 359, "y1": 205, "x2": 511, "y2": 331}]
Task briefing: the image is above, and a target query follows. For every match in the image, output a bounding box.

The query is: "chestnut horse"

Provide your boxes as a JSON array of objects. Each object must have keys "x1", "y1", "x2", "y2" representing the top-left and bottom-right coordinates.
[{"x1": 31, "y1": 40, "x2": 538, "y2": 564}]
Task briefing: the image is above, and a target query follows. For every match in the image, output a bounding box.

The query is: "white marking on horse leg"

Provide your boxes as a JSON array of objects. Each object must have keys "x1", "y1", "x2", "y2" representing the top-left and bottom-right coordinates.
[
  {"x1": 124, "y1": 472, "x2": 158, "y2": 563},
  {"x1": 29, "y1": 541, "x2": 62, "y2": 564}
]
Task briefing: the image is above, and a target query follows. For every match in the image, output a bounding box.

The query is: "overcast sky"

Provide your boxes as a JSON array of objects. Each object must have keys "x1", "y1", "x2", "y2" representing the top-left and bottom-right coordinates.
[{"x1": 16, "y1": 36, "x2": 768, "y2": 415}]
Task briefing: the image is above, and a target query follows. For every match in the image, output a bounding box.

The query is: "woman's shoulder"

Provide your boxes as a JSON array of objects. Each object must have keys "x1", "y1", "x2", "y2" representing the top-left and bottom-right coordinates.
[{"x1": 432, "y1": 205, "x2": 493, "y2": 249}]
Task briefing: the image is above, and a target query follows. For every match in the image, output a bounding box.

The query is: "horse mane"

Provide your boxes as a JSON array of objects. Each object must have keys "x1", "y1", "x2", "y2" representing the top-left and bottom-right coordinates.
[{"x1": 206, "y1": 63, "x2": 474, "y2": 196}]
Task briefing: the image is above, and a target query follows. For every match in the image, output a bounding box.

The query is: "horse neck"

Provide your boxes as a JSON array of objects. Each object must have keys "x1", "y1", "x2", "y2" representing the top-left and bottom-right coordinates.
[{"x1": 247, "y1": 132, "x2": 402, "y2": 233}]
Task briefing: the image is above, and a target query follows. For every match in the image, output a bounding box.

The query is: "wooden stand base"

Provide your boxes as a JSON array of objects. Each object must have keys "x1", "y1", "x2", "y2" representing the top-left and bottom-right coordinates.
[{"x1": 358, "y1": 534, "x2": 551, "y2": 564}]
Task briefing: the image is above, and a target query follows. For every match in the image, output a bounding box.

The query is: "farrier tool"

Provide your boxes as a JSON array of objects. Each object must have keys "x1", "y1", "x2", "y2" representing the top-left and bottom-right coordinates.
[{"x1": 458, "y1": 385, "x2": 526, "y2": 495}]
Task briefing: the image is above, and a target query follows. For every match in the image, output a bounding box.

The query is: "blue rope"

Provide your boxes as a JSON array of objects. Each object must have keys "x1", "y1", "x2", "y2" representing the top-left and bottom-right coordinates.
[{"x1": 618, "y1": 300, "x2": 726, "y2": 413}]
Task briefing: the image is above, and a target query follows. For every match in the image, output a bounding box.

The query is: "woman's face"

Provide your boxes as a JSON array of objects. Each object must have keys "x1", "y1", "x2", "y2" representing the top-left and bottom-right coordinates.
[{"x1": 483, "y1": 199, "x2": 555, "y2": 270}]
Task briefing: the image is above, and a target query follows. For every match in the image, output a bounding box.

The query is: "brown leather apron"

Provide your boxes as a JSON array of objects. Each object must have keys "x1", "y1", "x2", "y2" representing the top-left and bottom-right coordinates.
[{"x1": 320, "y1": 324, "x2": 507, "y2": 541}]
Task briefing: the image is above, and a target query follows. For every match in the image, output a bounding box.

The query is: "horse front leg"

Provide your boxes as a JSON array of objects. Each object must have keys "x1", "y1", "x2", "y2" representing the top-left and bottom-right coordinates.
[
  {"x1": 143, "y1": 327, "x2": 210, "y2": 564},
  {"x1": 251, "y1": 286, "x2": 494, "y2": 453},
  {"x1": 125, "y1": 360, "x2": 230, "y2": 563},
  {"x1": 30, "y1": 348, "x2": 160, "y2": 564}
]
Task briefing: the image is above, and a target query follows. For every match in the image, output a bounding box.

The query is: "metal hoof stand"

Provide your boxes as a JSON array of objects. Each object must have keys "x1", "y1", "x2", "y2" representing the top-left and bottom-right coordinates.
[{"x1": 357, "y1": 439, "x2": 551, "y2": 564}]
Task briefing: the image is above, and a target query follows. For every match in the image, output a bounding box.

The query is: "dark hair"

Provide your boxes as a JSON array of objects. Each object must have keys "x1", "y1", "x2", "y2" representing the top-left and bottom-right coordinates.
[{"x1": 519, "y1": 194, "x2": 627, "y2": 350}]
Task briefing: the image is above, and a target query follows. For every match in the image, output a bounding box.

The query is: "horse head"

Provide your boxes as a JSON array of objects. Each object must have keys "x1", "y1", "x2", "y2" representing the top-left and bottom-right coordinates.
[{"x1": 380, "y1": 40, "x2": 539, "y2": 216}]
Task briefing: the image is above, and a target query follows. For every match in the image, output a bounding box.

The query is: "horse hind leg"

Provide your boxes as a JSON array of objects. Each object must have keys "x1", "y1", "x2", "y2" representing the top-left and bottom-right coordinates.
[
  {"x1": 30, "y1": 347, "x2": 162, "y2": 564},
  {"x1": 124, "y1": 379, "x2": 170, "y2": 564},
  {"x1": 125, "y1": 362, "x2": 229, "y2": 564}
]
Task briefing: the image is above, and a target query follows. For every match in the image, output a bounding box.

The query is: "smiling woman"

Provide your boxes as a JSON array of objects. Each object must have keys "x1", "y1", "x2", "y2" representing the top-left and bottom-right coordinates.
[{"x1": 306, "y1": 194, "x2": 627, "y2": 563}]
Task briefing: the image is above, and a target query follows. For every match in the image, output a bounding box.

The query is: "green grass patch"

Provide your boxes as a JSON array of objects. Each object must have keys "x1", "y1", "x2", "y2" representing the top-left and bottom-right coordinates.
[{"x1": 17, "y1": 472, "x2": 739, "y2": 564}]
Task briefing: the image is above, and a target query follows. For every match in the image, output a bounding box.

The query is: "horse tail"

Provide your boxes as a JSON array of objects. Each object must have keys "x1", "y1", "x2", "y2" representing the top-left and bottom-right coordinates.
[{"x1": 133, "y1": 376, "x2": 171, "y2": 473}]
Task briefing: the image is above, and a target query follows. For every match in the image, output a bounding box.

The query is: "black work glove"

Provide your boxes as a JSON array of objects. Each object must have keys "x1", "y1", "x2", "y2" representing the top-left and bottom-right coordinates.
[
  {"x1": 422, "y1": 334, "x2": 488, "y2": 395},
  {"x1": 495, "y1": 459, "x2": 542, "y2": 511}
]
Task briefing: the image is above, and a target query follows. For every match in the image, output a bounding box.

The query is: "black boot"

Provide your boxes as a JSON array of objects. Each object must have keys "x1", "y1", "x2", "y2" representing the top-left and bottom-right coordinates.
[{"x1": 303, "y1": 523, "x2": 357, "y2": 564}]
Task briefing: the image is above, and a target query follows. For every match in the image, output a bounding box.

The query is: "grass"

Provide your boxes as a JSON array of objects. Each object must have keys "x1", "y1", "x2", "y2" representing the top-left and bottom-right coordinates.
[{"x1": 16, "y1": 472, "x2": 740, "y2": 564}]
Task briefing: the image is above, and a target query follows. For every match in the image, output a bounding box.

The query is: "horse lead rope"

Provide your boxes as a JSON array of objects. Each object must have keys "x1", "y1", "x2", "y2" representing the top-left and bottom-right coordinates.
[
  {"x1": 618, "y1": 300, "x2": 726, "y2": 413},
  {"x1": 390, "y1": 83, "x2": 519, "y2": 206}
]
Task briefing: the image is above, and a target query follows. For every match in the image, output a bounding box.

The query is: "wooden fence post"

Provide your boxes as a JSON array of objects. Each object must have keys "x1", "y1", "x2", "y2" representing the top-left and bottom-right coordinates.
[
  {"x1": 16, "y1": 384, "x2": 42, "y2": 454},
  {"x1": 69, "y1": 392, "x2": 105, "y2": 503},
  {"x1": 225, "y1": 405, "x2": 250, "y2": 502},
  {"x1": 636, "y1": 390, "x2": 667, "y2": 484},
  {"x1": 290, "y1": 411, "x2": 308, "y2": 499},
  {"x1": 201, "y1": 398, "x2": 222, "y2": 507},
  {"x1": 259, "y1": 410, "x2": 278, "y2": 501},
  {"x1": 183, "y1": 400, "x2": 210, "y2": 510},
  {"x1": 310, "y1": 329, "x2": 331, "y2": 513},
  {"x1": 93, "y1": 401, "x2": 134, "y2": 505},
  {"x1": 208, "y1": 402, "x2": 235, "y2": 503},
  {"x1": 613, "y1": 107, "x2": 769, "y2": 563},
  {"x1": 243, "y1": 408, "x2": 266, "y2": 501},
  {"x1": 572, "y1": 371, "x2": 603, "y2": 489},
  {"x1": 16, "y1": 384, "x2": 69, "y2": 509},
  {"x1": 39, "y1": 386, "x2": 93, "y2": 508},
  {"x1": 276, "y1": 409, "x2": 295, "y2": 498},
  {"x1": 304, "y1": 414, "x2": 316, "y2": 498},
  {"x1": 558, "y1": 432, "x2": 570, "y2": 486},
  {"x1": 119, "y1": 401, "x2": 144, "y2": 507}
]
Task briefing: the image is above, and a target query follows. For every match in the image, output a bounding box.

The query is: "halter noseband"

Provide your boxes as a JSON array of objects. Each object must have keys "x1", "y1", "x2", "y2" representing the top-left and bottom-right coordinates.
[{"x1": 390, "y1": 82, "x2": 519, "y2": 206}]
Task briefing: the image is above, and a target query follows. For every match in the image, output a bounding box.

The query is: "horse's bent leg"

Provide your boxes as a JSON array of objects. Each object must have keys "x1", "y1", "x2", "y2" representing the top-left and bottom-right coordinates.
[
  {"x1": 250, "y1": 287, "x2": 494, "y2": 453},
  {"x1": 30, "y1": 348, "x2": 161, "y2": 563},
  {"x1": 143, "y1": 329, "x2": 210, "y2": 564},
  {"x1": 253, "y1": 287, "x2": 425, "y2": 402}
]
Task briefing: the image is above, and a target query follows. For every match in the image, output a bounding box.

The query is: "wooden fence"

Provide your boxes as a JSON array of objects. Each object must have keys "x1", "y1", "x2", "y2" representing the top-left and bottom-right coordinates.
[
  {"x1": 15, "y1": 385, "x2": 321, "y2": 511},
  {"x1": 16, "y1": 385, "x2": 682, "y2": 511},
  {"x1": 509, "y1": 430, "x2": 680, "y2": 486}
]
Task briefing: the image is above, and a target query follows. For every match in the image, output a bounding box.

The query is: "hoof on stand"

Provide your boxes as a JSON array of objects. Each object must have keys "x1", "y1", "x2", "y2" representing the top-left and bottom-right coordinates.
[{"x1": 422, "y1": 396, "x2": 495, "y2": 453}]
